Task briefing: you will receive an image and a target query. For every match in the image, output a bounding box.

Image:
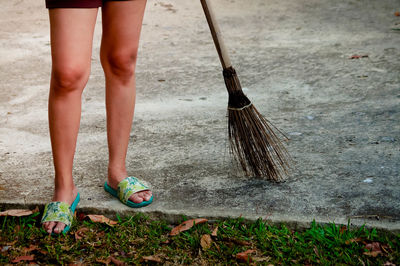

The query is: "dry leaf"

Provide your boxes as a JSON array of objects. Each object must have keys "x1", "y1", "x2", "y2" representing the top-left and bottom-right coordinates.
[
  {"x1": 75, "y1": 227, "x2": 89, "y2": 240},
  {"x1": 236, "y1": 249, "x2": 256, "y2": 262},
  {"x1": 87, "y1": 215, "x2": 118, "y2": 226},
  {"x1": 142, "y1": 255, "x2": 163, "y2": 263},
  {"x1": 365, "y1": 242, "x2": 382, "y2": 252},
  {"x1": 200, "y1": 234, "x2": 212, "y2": 250},
  {"x1": 0, "y1": 208, "x2": 38, "y2": 217},
  {"x1": 109, "y1": 256, "x2": 125, "y2": 266},
  {"x1": 96, "y1": 257, "x2": 111, "y2": 265},
  {"x1": 339, "y1": 226, "x2": 347, "y2": 234},
  {"x1": 23, "y1": 245, "x2": 38, "y2": 253},
  {"x1": 211, "y1": 226, "x2": 218, "y2": 237},
  {"x1": 364, "y1": 242, "x2": 383, "y2": 257},
  {"x1": 169, "y1": 218, "x2": 208, "y2": 236},
  {"x1": 11, "y1": 255, "x2": 35, "y2": 263},
  {"x1": 363, "y1": 251, "x2": 381, "y2": 257},
  {"x1": 252, "y1": 256, "x2": 271, "y2": 262},
  {"x1": 395, "y1": 11, "x2": 400, "y2": 16},
  {"x1": 345, "y1": 237, "x2": 363, "y2": 244}
]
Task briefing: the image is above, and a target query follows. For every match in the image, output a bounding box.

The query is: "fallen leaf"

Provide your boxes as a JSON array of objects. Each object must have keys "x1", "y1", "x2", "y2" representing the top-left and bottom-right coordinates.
[
  {"x1": 11, "y1": 255, "x2": 35, "y2": 263},
  {"x1": 395, "y1": 11, "x2": 400, "y2": 16},
  {"x1": 75, "y1": 227, "x2": 89, "y2": 240},
  {"x1": 364, "y1": 242, "x2": 384, "y2": 257},
  {"x1": 109, "y1": 256, "x2": 125, "y2": 266},
  {"x1": 236, "y1": 249, "x2": 256, "y2": 262},
  {"x1": 365, "y1": 242, "x2": 382, "y2": 252},
  {"x1": 87, "y1": 215, "x2": 118, "y2": 226},
  {"x1": 363, "y1": 251, "x2": 381, "y2": 257},
  {"x1": 252, "y1": 256, "x2": 271, "y2": 262},
  {"x1": 0, "y1": 208, "x2": 39, "y2": 217},
  {"x1": 169, "y1": 218, "x2": 208, "y2": 236},
  {"x1": 23, "y1": 245, "x2": 38, "y2": 253},
  {"x1": 339, "y1": 226, "x2": 347, "y2": 234},
  {"x1": 345, "y1": 237, "x2": 363, "y2": 244},
  {"x1": 200, "y1": 234, "x2": 212, "y2": 250},
  {"x1": 211, "y1": 226, "x2": 218, "y2": 237},
  {"x1": 142, "y1": 255, "x2": 163, "y2": 263},
  {"x1": 96, "y1": 257, "x2": 111, "y2": 265}
]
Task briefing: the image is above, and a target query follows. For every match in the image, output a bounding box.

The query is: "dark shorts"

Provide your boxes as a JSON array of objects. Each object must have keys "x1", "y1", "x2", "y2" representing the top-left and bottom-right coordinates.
[{"x1": 46, "y1": 0, "x2": 130, "y2": 9}]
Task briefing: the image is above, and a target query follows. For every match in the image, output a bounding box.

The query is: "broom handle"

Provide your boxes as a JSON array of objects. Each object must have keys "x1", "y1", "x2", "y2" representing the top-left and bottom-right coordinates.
[{"x1": 200, "y1": 0, "x2": 232, "y2": 70}]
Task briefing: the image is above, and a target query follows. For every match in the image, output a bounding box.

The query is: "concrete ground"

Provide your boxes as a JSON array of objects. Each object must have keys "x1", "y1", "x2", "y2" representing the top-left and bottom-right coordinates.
[{"x1": 0, "y1": 0, "x2": 399, "y2": 233}]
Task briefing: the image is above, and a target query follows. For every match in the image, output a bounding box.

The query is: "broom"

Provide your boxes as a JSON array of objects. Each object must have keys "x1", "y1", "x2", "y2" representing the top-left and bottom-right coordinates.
[{"x1": 200, "y1": 0, "x2": 291, "y2": 181}]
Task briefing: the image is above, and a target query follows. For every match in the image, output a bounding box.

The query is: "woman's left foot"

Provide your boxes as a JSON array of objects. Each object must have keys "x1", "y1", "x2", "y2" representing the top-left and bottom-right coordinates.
[{"x1": 107, "y1": 171, "x2": 152, "y2": 203}]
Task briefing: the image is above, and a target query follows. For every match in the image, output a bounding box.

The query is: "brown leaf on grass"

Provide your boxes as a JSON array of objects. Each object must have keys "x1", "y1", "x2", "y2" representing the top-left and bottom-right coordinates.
[
  {"x1": 87, "y1": 215, "x2": 118, "y2": 226},
  {"x1": 211, "y1": 226, "x2": 218, "y2": 237},
  {"x1": 345, "y1": 237, "x2": 363, "y2": 244},
  {"x1": 23, "y1": 245, "x2": 39, "y2": 253},
  {"x1": 169, "y1": 218, "x2": 208, "y2": 236},
  {"x1": 109, "y1": 256, "x2": 126, "y2": 266},
  {"x1": 96, "y1": 257, "x2": 111, "y2": 265},
  {"x1": 200, "y1": 234, "x2": 212, "y2": 250},
  {"x1": 363, "y1": 242, "x2": 385, "y2": 257},
  {"x1": 142, "y1": 255, "x2": 163, "y2": 263},
  {"x1": 236, "y1": 249, "x2": 256, "y2": 262},
  {"x1": 0, "y1": 207, "x2": 39, "y2": 217},
  {"x1": 349, "y1": 54, "x2": 369, "y2": 59},
  {"x1": 75, "y1": 227, "x2": 89, "y2": 240},
  {"x1": 11, "y1": 255, "x2": 35, "y2": 263},
  {"x1": 252, "y1": 256, "x2": 271, "y2": 263}
]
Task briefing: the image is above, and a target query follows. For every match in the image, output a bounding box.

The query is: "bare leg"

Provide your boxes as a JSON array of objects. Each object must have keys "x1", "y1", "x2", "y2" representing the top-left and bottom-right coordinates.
[
  {"x1": 100, "y1": 0, "x2": 152, "y2": 203},
  {"x1": 43, "y1": 8, "x2": 98, "y2": 234}
]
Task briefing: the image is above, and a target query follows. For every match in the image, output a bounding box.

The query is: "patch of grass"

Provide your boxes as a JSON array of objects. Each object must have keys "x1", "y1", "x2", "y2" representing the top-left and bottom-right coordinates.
[{"x1": 0, "y1": 211, "x2": 399, "y2": 265}]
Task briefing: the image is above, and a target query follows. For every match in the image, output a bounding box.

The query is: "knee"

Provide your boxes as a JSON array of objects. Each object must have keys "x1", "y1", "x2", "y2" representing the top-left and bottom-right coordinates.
[
  {"x1": 102, "y1": 49, "x2": 137, "y2": 81},
  {"x1": 51, "y1": 65, "x2": 89, "y2": 95}
]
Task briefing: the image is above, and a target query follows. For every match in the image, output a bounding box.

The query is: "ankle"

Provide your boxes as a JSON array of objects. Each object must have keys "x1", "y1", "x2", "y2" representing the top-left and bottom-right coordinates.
[{"x1": 108, "y1": 165, "x2": 127, "y2": 180}]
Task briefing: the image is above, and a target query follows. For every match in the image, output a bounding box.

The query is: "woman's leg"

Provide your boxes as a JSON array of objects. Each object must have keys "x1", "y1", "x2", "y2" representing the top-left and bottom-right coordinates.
[
  {"x1": 100, "y1": 0, "x2": 152, "y2": 203},
  {"x1": 44, "y1": 8, "x2": 98, "y2": 234}
]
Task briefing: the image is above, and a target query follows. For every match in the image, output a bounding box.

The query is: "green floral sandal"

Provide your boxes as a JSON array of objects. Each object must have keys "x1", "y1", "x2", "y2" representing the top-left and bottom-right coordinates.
[
  {"x1": 41, "y1": 192, "x2": 80, "y2": 235},
  {"x1": 104, "y1": 176, "x2": 153, "y2": 208}
]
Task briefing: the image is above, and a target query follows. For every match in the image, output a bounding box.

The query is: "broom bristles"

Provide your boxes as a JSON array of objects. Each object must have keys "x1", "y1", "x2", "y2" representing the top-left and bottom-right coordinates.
[{"x1": 223, "y1": 67, "x2": 291, "y2": 181}]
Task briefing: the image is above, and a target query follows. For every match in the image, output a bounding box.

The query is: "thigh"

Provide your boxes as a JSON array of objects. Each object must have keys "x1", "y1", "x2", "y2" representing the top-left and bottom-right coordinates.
[
  {"x1": 100, "y1": 0, "x2": 147, "y2": 55},
  {"x1": 49, "y1": 8, "x2": 98, "y2": 72}
]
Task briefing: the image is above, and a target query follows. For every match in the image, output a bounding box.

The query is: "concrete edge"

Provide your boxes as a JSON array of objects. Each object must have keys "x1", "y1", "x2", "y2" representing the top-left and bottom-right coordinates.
[{"x1": 1, "y1": 202, "x2": 399, "y2": 235}]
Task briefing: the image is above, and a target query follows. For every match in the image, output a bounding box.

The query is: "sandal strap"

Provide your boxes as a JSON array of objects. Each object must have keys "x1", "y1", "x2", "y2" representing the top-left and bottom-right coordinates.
[
  {"x1": 117, "y1": 176, "x2": 150, "y2": 204},
  {"x1": 41, "y1": 202, "x2": 73, "y2": 227}
]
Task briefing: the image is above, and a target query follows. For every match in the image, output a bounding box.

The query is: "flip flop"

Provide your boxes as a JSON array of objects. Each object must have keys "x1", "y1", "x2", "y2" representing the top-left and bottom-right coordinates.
[
  {"x1": 41, "y1": 192, "x2": 80, "y2": 235},
  {"x1": 104, "y1": 176, "x2": 153, "y2": 208}
]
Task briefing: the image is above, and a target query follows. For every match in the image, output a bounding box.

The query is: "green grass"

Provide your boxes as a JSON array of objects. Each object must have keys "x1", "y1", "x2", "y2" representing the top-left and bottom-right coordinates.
[{"x1": 0, "y1": 212, "x2": 399, "y2": 265}]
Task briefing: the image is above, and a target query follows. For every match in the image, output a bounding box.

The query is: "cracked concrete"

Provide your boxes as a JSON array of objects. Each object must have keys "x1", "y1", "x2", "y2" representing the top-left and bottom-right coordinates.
[{"x1": 0, "y1": 0, "x2": 399, "y2": 233}]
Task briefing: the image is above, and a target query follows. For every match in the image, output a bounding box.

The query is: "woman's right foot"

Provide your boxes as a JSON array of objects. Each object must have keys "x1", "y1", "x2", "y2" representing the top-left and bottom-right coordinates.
[{"x1": 42, "y1": 185, "x2": 78, "y2": 234}]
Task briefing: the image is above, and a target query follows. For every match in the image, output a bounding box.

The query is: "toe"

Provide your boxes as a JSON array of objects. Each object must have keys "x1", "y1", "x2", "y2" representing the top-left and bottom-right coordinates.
[
  {"x1": 44, "y1": 221, "x2": 56, "y2": 234},
  {"x1": 143, "y1": 191, "x2": 152, "y2": 201},
  {"x1": 130, "y1": 193, "x2": 144, "y2": 204},
  {"x1": 53, "y1": 222, "x2": 66, "y2": 234}
]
